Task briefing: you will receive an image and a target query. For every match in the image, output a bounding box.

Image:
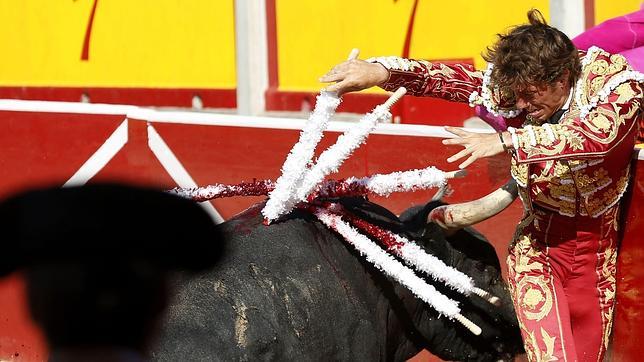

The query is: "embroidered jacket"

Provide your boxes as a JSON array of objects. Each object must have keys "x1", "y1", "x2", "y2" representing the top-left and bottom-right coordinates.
[{"x1": 369, "y1": 48, "x2": 643, "y2": 217}]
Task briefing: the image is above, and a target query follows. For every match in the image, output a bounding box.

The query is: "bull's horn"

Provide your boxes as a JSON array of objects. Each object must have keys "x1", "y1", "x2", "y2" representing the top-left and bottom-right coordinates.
[{"x1": 428, "y1": 178, "x2": 518, "y2": 230}]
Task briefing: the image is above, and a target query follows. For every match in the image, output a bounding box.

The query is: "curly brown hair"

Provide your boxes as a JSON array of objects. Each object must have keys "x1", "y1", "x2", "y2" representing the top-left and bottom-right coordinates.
[{"x1": 483, "y1": 9, "x2": 581, "y2": 92}]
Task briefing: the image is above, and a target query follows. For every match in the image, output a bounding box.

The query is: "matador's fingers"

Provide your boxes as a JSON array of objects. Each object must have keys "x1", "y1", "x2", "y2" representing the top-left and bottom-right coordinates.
[
  {"x1": 324, "y1": 79, "x2": 352, "y2": 94},
  {"x1": 458, "y1": 154, "x2": 478, "y2": 169},
  {"x1": 444, "y1": 126, "x2": 472, "y2": 137},
  {"x1": 447, "y1": 147, "x2": 473, "y2": 163},
  {"x1": 442, "y1": 137, "x2": 469, "y2": 146},
  {"x1": 320, "y1": 72, "x2": 345, "y2": 83},
  {"x1": 320, "y1": 49, "x2": 360, "y2": 82}
]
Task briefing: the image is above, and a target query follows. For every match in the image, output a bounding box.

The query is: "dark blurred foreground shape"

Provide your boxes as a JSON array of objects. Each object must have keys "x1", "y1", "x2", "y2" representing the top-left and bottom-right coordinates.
[{"x1": 0, "y1": 184, "x2": 225, "y2": 362}]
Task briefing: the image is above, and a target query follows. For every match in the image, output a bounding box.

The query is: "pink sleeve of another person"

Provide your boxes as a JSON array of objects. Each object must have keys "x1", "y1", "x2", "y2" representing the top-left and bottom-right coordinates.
[
  {"x1": 474, "y1": 105, "x2": 508, "y2": 131},
  {"x1": 573, "y1": 6, "x2": 644, "y2": 70}
]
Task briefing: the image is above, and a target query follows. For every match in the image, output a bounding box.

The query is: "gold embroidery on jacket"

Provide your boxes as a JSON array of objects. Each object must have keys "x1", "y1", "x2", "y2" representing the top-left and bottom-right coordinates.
[
  {"x1": 582, "y1": 49, "x2": 626, "y2": 102},
  {"x1": 615, "y1": 82, "x2": 638, "y2": 104},
  {"x1": 426, "y1": 63, "x2": 457, "y2": 78},
  {"x1": 588, "y1": 113, "x2": 612, "y2": 132},
  {"x1": 609, "y1": 53, "x2": 628, "y2": 68},
  {"x1": 590, "y1": 59, "x2": 609, "y2": 76},
  {"x1": 548, "y1": 183, "x2": 576, "y2": 201},
  {"x1": 607, "y1": 55, "x2": 627, "y2": 75},
  {"x1": 530, "y1": 161, "x2": 555, "y2": 183},
  {"x1": 511, "y1": 158, "x2": 529, "y2": 187},
  {"x1": 550, "y1": 126, "x2": 585, "y2": 150},
  {"x1": 582, "y1": 170, "x2": 630, "y2": 217},
  {"x1": 575, "y1": 168, "x2": 612, "y2": 197},
  {"x1": 554, "y1": 162, "x2": 572, "y2": 178},
  {"x1": 591, "y1": 75, "x2": 606, "y2": 94},
  {"x1": 606, "y1": 206, "x2": 620, "y2": 233}
]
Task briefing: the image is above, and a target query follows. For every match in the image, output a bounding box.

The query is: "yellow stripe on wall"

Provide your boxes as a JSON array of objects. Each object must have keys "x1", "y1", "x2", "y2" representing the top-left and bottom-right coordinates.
[
  {"x1": 0, "y1": 0, "x2": 638, "y2": 92},
  {"x1": 0, "y1": 0, "x2": 236, "y2": 88},
  {"x1": 595, "y1": 0, "x2": 641, "y2": 24},
  {"x1": 410, "y1": 0, "x2": 549, "y2": 70},
  {"x1": 276, "y1": 0, "x2": 414, "y2": 92},
  {"x1": 276, "y1": 0, "x2": 548, "y2": 92}
]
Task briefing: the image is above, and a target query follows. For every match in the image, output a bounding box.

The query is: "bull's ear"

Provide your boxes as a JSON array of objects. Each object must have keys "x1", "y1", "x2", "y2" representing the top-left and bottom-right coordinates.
[{"x1": 399, "y1": 200, "x2": 446, "y2": 239}]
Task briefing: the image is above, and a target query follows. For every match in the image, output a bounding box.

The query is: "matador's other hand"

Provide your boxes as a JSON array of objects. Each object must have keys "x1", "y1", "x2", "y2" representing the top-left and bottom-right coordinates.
[
  {"x1": 320, "y1": 56, "x2": 389, "y2": 96},
  {"x1": 442, "y1": 126, "x2": 506, "y2": 169}
]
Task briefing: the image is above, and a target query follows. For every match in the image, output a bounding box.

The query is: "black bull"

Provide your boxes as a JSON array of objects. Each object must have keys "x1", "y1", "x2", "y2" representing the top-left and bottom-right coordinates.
[{"x1": 151, "y1": 198, "x2": 524, "y2": 361}]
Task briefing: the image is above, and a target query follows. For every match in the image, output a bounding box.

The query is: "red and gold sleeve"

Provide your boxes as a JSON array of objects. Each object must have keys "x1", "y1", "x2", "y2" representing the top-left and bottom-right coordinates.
[
  {"x1": 367, "y1": 56, "x2": 483, "y2": 103},
  {"x1": 508, "y1": 80, "x2": 643, "y2": 163}
]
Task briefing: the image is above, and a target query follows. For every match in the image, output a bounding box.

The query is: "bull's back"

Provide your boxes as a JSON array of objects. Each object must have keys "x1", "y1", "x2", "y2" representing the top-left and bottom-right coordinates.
[{"x1": 151, "y1": 204, "x2": 388, "y2": 361}]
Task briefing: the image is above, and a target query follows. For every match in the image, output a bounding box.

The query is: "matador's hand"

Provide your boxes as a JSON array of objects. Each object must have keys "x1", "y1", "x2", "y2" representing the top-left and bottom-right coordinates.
[
  {"x1": 319, "y1": 52, "x2": 389, "y2": 96},
  {"x1": 442, "y1": 126, "x2": 507, "y2": 169}
]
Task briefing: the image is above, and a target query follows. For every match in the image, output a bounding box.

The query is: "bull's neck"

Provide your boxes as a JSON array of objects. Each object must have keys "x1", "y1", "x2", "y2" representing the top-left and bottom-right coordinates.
[{"x1": 384, "y1": 288, "x2": 429, "y2": 361}]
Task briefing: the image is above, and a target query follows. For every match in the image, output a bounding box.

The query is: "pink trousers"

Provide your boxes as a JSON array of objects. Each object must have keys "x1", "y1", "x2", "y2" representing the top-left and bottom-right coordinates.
[{"x1": 507, "y1": 207, "x2": 619, "y2": 361}]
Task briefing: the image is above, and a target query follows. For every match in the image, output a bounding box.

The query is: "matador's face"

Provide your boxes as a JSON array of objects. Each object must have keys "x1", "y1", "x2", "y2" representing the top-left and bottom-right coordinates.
[{"x1": 513, "y1": 79, "x2": 570, "y2": 123}]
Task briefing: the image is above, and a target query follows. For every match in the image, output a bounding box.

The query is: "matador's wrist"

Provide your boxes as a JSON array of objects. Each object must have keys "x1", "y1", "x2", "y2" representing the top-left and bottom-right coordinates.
[
  {"x1": 371, "y1": 62, "x2": 390, "y2": 87},
  {"x1": 499, "y1": 132, "x2": 514, "y2": 154}
]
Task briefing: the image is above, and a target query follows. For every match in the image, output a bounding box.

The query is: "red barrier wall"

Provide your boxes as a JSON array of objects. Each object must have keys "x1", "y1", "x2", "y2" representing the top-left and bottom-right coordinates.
[{"x1": 0, "y1": 102, "x2": 641, "y2": 361}]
